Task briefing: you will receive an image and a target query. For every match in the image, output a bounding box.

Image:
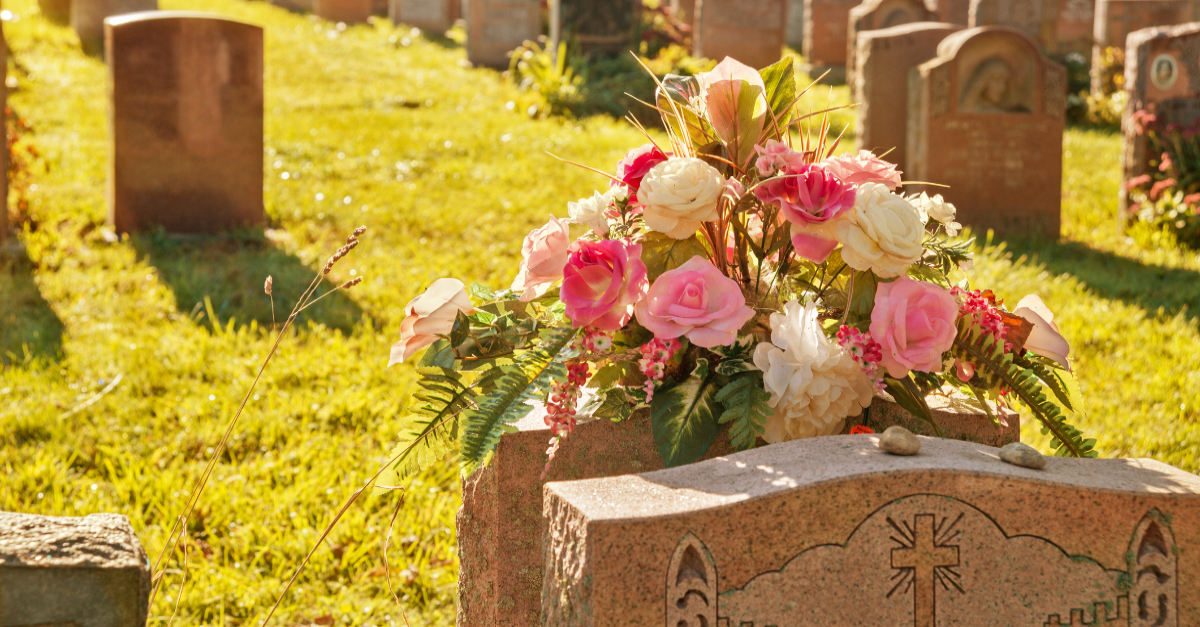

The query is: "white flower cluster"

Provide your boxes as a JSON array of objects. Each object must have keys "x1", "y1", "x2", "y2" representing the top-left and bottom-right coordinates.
[
  {"x1": 836, "y1": 182, "x2": 925, "y2": 278},
  {"x1": 567, "y1": 185, "x2": 628, "y2": 236},
  {"x1": 908, "y1": 191, "x2": 961, "y2": 236}
]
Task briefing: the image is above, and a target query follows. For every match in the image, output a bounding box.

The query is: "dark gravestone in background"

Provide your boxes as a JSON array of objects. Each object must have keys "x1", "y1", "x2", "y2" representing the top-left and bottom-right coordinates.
[
  {"x1": 73, "y1": 0, "x2": 157, "y2": 54},
  {"x1": 694, "y1": 0, "x2": 787, "y2": 70},
  {"x1": 466, "y1": 0, "x2": 541, "y2": 68},
  {"x1": 551, "y1": 0, "x2": 637, "y2": 56}
]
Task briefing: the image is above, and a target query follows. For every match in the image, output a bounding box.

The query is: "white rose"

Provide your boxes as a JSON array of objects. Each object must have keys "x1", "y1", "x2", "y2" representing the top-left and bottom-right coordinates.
[
  {"x1": 907, "y1": 191, "x2": 961, "y2": 236},
  {"x1": 752, "y1": 301, "x2": 874, "y2": 443},
  {"x1": 639, "y1": 157, "x2": 724, "y2": 239},
  {"x1": 388, "y1": 278, "x2": 474, "y2": 365},
  {"x1": 567, "y1": 191, "x2": 611, "y2": 236},
  {"x1": 836, "y1": 182, "x2": 924, "y2": 278}
]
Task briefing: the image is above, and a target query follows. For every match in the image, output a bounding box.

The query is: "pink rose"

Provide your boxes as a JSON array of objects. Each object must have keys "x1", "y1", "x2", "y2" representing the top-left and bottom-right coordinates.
[
  {"x1": 635, "y1": 256, "x2": 755, "y2": 348},
  {"x1": 561, "y1": 239, "x2": 650, "y2": 330},
  {"x1": 869, "y1": 278, "x2": 959, "y2": 378},
  {"x1": 613, "y1": 143, "x2": 669, "y2": 203},
  {"x1": 388, "y1": 278, "x2": 474, "y2": 365},
  {"x1": 754, "y1": 163, "x2": 856, "y2": 263},
  {"x1": 754, "y1": 139, "x2": 807, "y2": 176},
  {"x1": 511, "y1": 215, "x2": 570, "y2": 301},
  {"x1": 821, "y1": 150, "x2": 903, "y2": 190}
]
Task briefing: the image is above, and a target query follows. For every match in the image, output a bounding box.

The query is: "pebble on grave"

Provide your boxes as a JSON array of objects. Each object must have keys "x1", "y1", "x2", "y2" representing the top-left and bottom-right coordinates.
[
  {"x1": 314, "y1": 0, "x2": 372, "y2": 23},
  {"x1": 693, "y1": 0, "x2": 788, "y2": 73},
  {"x1": 391, "y1": 0, "x2": 458, "y2": 32},
  {"x1": 802, "y1": 0, "x2": 864, "y2": 82},
  {"x1": 907, "y1": 26, "x2": 1065, "y2": 237},
  {"x1": 1119, "y1": 22, "x2": 1200, "y2": 216},
  {"x1": 458, "y1": 394, "x2": 1013, "y2": 626},
  {"x1": 854, "y1": 22, "x2": 964, "y2": 175},
  {"x1": 0, "y1": 511, "x2": 151, "y2": 627},
  {"x1": 465, "y1": 0, "x2": 541, "y2": 69},
  {"x1": 845, "y1": 0, "x2": 936, "y2": 86},
  {"x1": 550, "y1": 0, "x2": 638, "y2": 57},
  {"x1": 105, "y1": 12, "x2": 264, "y2": 235},
  {"x1": 542, "y1": 435, "x2": 1200, "y2": 626},
  {"x1": 72, "y1": 0, "x2": 157, "y2": 55}
]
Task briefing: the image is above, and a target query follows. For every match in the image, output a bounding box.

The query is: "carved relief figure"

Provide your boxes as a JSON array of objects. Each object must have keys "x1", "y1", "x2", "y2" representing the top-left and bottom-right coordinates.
[
  {"x1": 960, "y1": 58, "x2": 1031, "y2": 113},
  {"x1": 665, "y1": 533, "x2": 718, "y2": 627},
  {"x1": 1130, "y1": 512, "x2": 1178, "y2": 627}
]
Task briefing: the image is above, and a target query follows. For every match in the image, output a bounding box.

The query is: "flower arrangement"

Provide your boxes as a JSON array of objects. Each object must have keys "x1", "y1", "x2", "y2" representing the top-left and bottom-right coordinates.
[
  {"x1": 383, "y1": 57, "x2": 1096, "y2": 480},
  {"x1": 1127, "y1": 111, "x2": 1200, "y2": 247}
]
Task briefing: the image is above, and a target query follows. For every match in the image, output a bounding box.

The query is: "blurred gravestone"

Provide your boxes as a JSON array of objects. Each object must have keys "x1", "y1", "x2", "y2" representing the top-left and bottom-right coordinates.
[
  {"x1": 72, "y1": 0, "x2": 156, "y2": 54},
  {"x1": 934, "y1": 0, "x2": 971, "y2": 24},
  {"x1": 971, "y1": 0, "x2": 1097, "y2": 56},
  {"x1": 270, "y1": 0, "x2": 312, "y2": 12},
  {"x1": 969, "y1": 0, "x2": 1045, "y2": 39},
  {"x1": 466, "y1": 0, "x2": 540, "y2": 68},
  {"x1": 694, "y1": 0, "x2": 787, "y2": 69},
  {"x1": 908, "y1": 26, "x2": 1065, "y2": 236},
  {"x1": 847, "y1": 0, "x2": 937, "y2": 84},
  {"x1": 787, "y1": 0, "x2": 805, "y2": 48},
  {"x1": 1120, "y1": 22, "x2": 1200, "y2": 216},
  {"x1": 1047, "y1": 0, "x2": 1096, "y2": 56},
  {"x1": 105, "y1": 12, "x2": 264, "y2": 234},
  {"x1": 38, "y1": 0, "x2": 72, "y2": 23},
  {"x1": 804, "y1": 0, "x2": 862, "y2": 80},
  {"x1": 0, "y1": 512, "x2": 151, "y2": 627},
  {"x1": 550, "y1": 0, "x2": 637, "y2": 56},
  {"x1": 391, "y1": 0, "x2": 456, "y2": 30},
  {"x1": 314, "y1": 0, "x2": 371, "y2": 22},
  {"x1": 1094, "y1": 0, "x2": 1200, "y2": 91},
  {"x1": 855, "y1": 22, "x2": 964, "y2": 175}
]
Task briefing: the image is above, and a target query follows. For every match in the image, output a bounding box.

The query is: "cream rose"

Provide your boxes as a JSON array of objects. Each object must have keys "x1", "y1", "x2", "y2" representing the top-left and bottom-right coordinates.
[
  {"x1": 836, "y1": 183, "x2": 924, "y2": 278},
  {"x1": 567, "y1": 191, "x2": 612, "y2": 236},
  {"x1": 388, "y1": 278, "x2": 474, "y2": 365},
  {"x1": 908, "y1": 191, "x2": 961, "y2": 236},
  {"x1": 639, "y1": 157, "x2": 725, "y2": 239}
]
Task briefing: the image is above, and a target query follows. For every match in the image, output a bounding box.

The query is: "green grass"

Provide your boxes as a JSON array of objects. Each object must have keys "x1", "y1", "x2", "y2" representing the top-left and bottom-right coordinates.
[{"x1": 0, "y1": 1, "x2": 1198, "y2": 625}]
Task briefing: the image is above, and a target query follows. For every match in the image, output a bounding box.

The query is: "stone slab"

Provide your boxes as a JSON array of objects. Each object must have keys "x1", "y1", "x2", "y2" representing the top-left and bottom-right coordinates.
[
  {"x1": 847, "y1": 0, "x2": 937, "y2": 86},
  {"x1": 543, "y1": 435, "x2": 1200, "y2": 626},
  {"x1": 391, "y1": 0, "x2": 456, "y2": 30},
  {"x1": 855, "y1": 22, "x2": 964, "y2": 175},
  {"x1": 38, "y1": 0, "x2": 72, "y2": 24},
  {"x1": 466, "y1": 0, "x2": 541, "y2": 68},
  {"x1": 550, "y1": 0, "x2": 637, "y2": 56},
  {"x1": 0, "y1": 511, "x2": 151, "y2": 627},
  {"x1": 72, "y1": 0, "x2": 157, "y2": 55},
  {"x1": 803, "y1": 0, "x2": 862, "y2": 77},
  {"x1": 694, "y1": 0, "x2": 787, "y2": 70},
  {"x1": 105, "y1": 11, "x2": 264, "y2": 234},
  {"x1": 907, "y1": 26, "x2": 1065, "y2": 237},
  {"x1": 314, "y1": 0, "x2": 372, "y2": 22}
]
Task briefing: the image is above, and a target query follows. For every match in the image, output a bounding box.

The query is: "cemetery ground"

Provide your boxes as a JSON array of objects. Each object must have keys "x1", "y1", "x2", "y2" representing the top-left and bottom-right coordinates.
[{"x1": 0, "y1": 0, "x2": 1199, "y2": 624}]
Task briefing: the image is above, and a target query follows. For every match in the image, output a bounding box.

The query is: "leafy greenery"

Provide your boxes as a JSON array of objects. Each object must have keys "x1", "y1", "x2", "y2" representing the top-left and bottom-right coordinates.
[{"x1": 651, "y1": 358, "x2": 722, "y2": 467}]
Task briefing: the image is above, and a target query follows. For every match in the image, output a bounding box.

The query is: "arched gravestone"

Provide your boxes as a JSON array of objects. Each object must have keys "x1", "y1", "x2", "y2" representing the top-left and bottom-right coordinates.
[
  {"x1": 72, "y1": 0, "x2": 157, "y2": 55},
  {"x1": 855, "y1": 22, "x2": 964, "y2": 176},
  {"x1": 105, "y1": 12, "x2": 263, "y2": 234},
  {"x1": 693, "y1": 0, "x2": 787, "y2": 70},
  {"x1": 1119, "y1": 22, "x2": 1200, "y2": 217},
  {"x1": 804, "y1": 0, "x2": 864, "y2": 81},
  {"x1": 907, "y1": 26, "x2": 1065, "y2": 237},
  {"x1": 542, "y1": 436, "x2": 1200, "y2": 626},
  {"x1": 1093, "y1": 0, "x2": 1200, "y2": 93},
  {"x1": 846, "y1": 0, "x2": 937, "y2": 85},
  {"x1": 465, "y1": 0, "x2": 541, "y2": 68}
]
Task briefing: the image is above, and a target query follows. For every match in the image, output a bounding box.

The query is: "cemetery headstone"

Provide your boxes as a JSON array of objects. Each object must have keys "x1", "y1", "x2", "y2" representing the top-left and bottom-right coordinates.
[
  {"x1": 72, "y1": 0, "x2": 157, "y2": 54},
  {"x1": 1120, "y1": 22, "x2": 1200, "y2": 216},
  {"x1": 465, "y1": 0, "x2": 541, "y2": 68},
  {"x1": 1047, "y1": 0, "x2": 1096, "y2": 57},
  {"x1": 846, "y1": 0, "x2": 937, "y2": 85},
  {"x1": 542, "y1": 435, "x2": 1200, "y2": 626},
  {"x1": 460, "y1": 395, "x2": 1013, "y2": 626},
  {"x1": 1094, "y1": 0, "x2": 1200, "y2": 92},
  {"x1": 314, "y1": 0, "x2": 372, "y2": 23},
  {"x1": 694, "y1": 0, "x2": 787, "y2": 70},
  {"x1": 671, "y1": 0, "x2": 697, "y2": 22},
  {"x1": 0, "y1": 511, "x2": 151, "y2": 627},
  {"x1": 970, "y1": 0, "x2": 1096, "y2": 57},
  {"x1": 787, "y1": 0, "x2": 806, "y2": 48},
  {"x1": 105, "y1": 12, "x2": 264, "y2": 234},
  {"x1": 391, "y1": 0, "x2": 456, "y2": 31},
  {"x1": 269, "y1": 0, "x2": 312, "y2": 13},
  {"x1": 550, "y1": 0, "x2": 637, "y2": 56},
  {"x1": 934, "y1": 0, "x2": 971, "y2": 25},
  {"x1": 855, "y1": 22, "x2": 964, "y2": 175},
  {"x1": 803, "y1": 0, "x2": 863, "y2": 81},
  {"x1": 38, "y1": 0, "x2": 72, "y2": 24},
  {"x1": 907, "y1": 26, "x2": 1065, "y2": 237},
  {"x1": 968, "y1": 0, "x2": 1045, "y2": 40}
]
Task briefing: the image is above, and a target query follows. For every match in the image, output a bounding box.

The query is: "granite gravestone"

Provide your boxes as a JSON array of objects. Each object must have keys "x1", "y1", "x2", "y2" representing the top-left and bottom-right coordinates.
[
  {"x1": 38, "y1": 0, "x2": 72, "y2": 23},
  {"x1": 970, "y1": 0, "x2": 1096, "y2": 56},
  {"x1": 934, "y1": 0, "x2": 971, "y2": 24},
  {"x1": 1094, "y1": 0, "x2": 1200, "y2": 91},
  {"x1": 72, "y1": 0, "x2": 157, "y2": 54},
  {"x1": 269, "y1": 0, "x2": 312, "y2": 13},
  {"x1": 391, "y1": 0, "x2": 456, "y2": 31},
  {"x1": 543, "y1": 436, "x2": 1200, "y2": 626},
  {"x1": 105, "y1": 12, "x2": 263, "y2": 234},
  {"x1": 968, "y1": 0, "x2": 1045, "y2": 40},
  {"x1": 550, "y1": 0, "x2": 636, "y2": 56},
  {"x1": 1048, "y1": 0, "x2": 1097, "y2": 56},
  {"x1": 803, "y1": 0, "x2": 863, "y2": 80},
  {"x1": 846, "y1": 0, "x2": 937, "y2": 85},
  {"x1": 694, "y1": 0, "x2": 787, "y2": 70},
  {"x1": 908, "y1": 26, "x2": 1065, "y2": 237},
  {"x1": 1119, "y1": 22, "x2": 1200, "y2": 216},
  {"x1": 0, "y1": 512, "x2": 151, "y2": 627},
  {"x1": 314, "y1": 0, "x2": 371, "y2": 22},
  {"x1": 466, "y1": 0, "x2": 540, "y2": 68},
  {"x1": 787, "y1": 0, "x2": 806, "y2": 48}
]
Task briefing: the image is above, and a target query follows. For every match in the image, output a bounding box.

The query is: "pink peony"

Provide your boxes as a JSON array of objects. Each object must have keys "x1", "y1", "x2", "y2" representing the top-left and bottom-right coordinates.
[
  {"x1": 869, "y1": 277, "x2": 959, "y2": 378},
  {"x1": 821, "y1": 150, "x2": 903, "y2": 190},
  {"x1": 635, "y1": 256, "x2": 755, "y2": 348},
  {"x1": 388, "y1": 278, "x2": 475, "y2": 365},
  {"x1": 561, "y1": 239, "x2": 650, "y2": 330},
  {"x1": 511, "y1": 216, "x2": 570, "y2": 301},
  {"x1": 754, "y1": 163, "x2": 856, "y2": 263},
  {"x1": 754, "y1": 139, "x2": 808, "y2": 176},
  {"x1": 613, "y1": 143, "x2": 669, "y2": 203}
]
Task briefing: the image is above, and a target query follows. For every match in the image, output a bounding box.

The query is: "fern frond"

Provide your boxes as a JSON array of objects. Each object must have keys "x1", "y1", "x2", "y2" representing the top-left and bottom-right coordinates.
[
  {"x1": 1013, "y1": 352, "x2": 1075, "y2": 412},
  {"x1": 377, "y1": 367, "x2": 474, "y2": 488}
]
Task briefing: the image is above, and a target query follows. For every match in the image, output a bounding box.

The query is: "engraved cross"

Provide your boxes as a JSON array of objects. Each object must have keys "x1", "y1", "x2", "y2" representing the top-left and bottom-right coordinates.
[{"x1": 891, "y1": 514, "x2": 959, "y2": 627}]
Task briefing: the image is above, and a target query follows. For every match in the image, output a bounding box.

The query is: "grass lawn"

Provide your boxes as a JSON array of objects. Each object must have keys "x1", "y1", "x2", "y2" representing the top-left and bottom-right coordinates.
[{"x1": 1, "y1": 0, "x2": 1198, "y2": 624}]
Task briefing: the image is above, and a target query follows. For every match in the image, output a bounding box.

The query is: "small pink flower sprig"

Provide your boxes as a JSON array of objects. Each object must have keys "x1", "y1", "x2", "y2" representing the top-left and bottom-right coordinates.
[
  {"x1": 951, "y1": 287, "x2": 1011, "y2": 352},
  {"x1": 836, "y1": 325, "x2": 886, "y2": 394},
  {"x1": 638, "y1": 337, "x2": 682, "y2": 403},
  {"x1": 542, "y1": 327, "x2": 611, "y2": 478}
]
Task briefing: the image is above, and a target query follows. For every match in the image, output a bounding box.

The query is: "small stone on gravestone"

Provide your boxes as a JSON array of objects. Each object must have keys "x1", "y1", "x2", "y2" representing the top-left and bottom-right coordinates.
[
  {"x1": 465, "y1": 0, "x2": 541, "y2": 69},
  {"x1": 314, "y1": 0, "x2": 372, "y2": 22},
  {"x1": 879, "y1": 424, "x2": 921, "y2": 454},
  {"x1": 0, "y1": 511, "x2": 151, "y2": 627},
  {"x1": 843, "y1": 390, "x2": 1019, "y2": 446},
  {"x1": 907, "y1": 26, "x2": 1065, "y2": 237},
  {"x1": 1120, "y1": 22, "x2": 1200, "y2": 216},
  {"x1": 550, "y1": 0, "x2": 637, "y2": 57},
  {"x1": 72, "y1": 0, "x2": 157, "y2": 55},
  {"x1": 846, "y1": 0, "x2": 937, "y2": 86},
  {"x1": 106, "y1": 12, "x2": 264, "y2": 234},
  {"x1": 543, "y1": 436, "x2": 1200, "y2": 626},
  {"x1": 803, "y1": 0, "x2": 863, "y2": 81},
  {"x1": 391, "y1": 0, "x2": 455, "y2": 31},
  {"x1": 999, "y1": 441, "x2": 1046, "y2": 468},
  {"x1": 854, "y1": 22, "x2": 964, "y2": 175},
  {"x1": 694, "y1": 0, "x2": 787, "y2": 71},
  {"x1": 787, "y1": 0, "x2": 806, "y2": 48}
]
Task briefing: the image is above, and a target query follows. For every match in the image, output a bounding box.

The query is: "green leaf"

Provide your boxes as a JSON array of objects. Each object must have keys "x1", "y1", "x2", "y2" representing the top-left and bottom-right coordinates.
[
  {"x1": 640, "y1": 232, "x2": 710, "y2": 282},
  {"x1": 579, "y1": 387, "x2": 635, "y2": 422},
  {"x1": 713, "y1": 337, "x2": 758, "y2": 376},
  {"x1": 849, "y1": 270, "x2": 880, "y2": 318},
  {"x1": 906, "y1": 263, "x2": 950, "y2": 287},
  {"x1": 715, "y1": 372, "x2": 772, "y2": 450},
  {"x1": 417, "y1": 339, "x2": 456, "y2": 369},
  {"x1": 651, "y1": 358, "x2": 722, "y2": 467},
  {"x1": 587, "y1": 362, "x2": 631, "y2": 389},
  {"x1": 450, "y1": 310, "x2": 471, "y2": 347},
  {"x1": 469, "y1": 282, "x2": 495, "y2": 302},
  {"x1": 758, "y1": 56, "x2": 796, "y2": 137},
  {"x1": 376, "y1": 367, "x2": 477, "y2": 488},
  {"x1": 883, "y1": 375, "x2": 943, "y2": 437}
]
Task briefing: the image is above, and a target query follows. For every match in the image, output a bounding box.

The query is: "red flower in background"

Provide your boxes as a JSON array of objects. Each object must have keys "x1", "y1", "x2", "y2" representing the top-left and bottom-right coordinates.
[{"x1": 849, "y1": 425, "x2": 874, "y2": 435}]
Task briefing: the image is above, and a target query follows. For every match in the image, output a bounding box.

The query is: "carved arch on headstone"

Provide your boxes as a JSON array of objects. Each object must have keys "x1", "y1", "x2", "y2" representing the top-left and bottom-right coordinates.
[
  {"x1": 1129, "y1": 510, "x2": 1178, "y2": 627},
  {"x1": 665, "y1": 532, "x2": 718, "y2": 627}
]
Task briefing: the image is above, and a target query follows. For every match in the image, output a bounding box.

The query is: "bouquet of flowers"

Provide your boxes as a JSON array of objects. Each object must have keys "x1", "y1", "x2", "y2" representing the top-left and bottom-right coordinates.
[{"x1": 383, "y1": 57, "x2": 1095, "y2": 480}]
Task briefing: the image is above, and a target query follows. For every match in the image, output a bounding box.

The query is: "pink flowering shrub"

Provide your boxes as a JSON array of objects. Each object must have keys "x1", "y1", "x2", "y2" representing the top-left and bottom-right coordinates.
[{"x1": 560, "y1": 239, "x2": 649, "y2": 330}]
